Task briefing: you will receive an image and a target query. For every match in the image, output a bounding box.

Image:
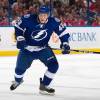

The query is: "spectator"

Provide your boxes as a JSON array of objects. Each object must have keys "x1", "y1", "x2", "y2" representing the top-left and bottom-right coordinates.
[
  {"x1": 0, "y1": 7, "x2": 9, "y2": 26},
  {"x1": 73, "y1": 16, "x2": 86, "y2": 26},
  {"x1": 92, "y1": 15, "x2": 100, "y2": 26},
  {"x1": 0, "y1": 0, "x2": 99, "y2": 26}
]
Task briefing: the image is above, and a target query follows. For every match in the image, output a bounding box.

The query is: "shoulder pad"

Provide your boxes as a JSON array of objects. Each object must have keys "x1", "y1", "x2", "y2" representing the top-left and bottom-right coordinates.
[
  {"x1": 24, "y1": 14, "x2": 31, "y2": 18},
  {"x1": 54, "y1": 17, "x2": 60, "y2": 23},
  {"x1": 16, "y1": 17, "x2": 22, "y2": 25}
]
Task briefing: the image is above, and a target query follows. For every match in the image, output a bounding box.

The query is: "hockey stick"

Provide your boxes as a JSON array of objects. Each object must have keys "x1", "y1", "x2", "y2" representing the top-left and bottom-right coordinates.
[{"x1": 52, "y1": 48, "x2": 100, "y2": 54}]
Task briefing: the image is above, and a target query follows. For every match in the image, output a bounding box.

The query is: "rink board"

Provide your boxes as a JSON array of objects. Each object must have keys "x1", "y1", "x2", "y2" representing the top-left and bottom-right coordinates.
[
  {"x1": 0, "y1": 27, "x2": 100, "y2": 56},
  {"x1": 0, "y1": 48, "x2": 100, "y2": 56}
]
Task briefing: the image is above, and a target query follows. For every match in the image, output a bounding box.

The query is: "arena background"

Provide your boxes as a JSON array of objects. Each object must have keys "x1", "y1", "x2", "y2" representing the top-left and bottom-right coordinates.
[{"x1": 0, "y1": 0, "x2": 100, "y2": 56}]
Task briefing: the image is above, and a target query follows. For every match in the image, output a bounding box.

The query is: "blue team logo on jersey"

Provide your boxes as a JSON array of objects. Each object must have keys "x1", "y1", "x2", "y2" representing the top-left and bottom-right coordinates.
[{"x1": 31, "y1": 29, "x2": 48, "y2": 41}]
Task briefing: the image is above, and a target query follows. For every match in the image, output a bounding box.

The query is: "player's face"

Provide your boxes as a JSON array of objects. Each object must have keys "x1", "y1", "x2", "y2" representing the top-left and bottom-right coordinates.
[{"x1": 38, "y1": 13, "x2": 48, "y2": 24}]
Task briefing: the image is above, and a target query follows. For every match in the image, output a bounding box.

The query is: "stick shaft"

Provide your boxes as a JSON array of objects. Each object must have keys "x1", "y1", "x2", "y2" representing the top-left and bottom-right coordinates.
[{"x1": 52, "y1": 48, "x2": 100, "y2": 54}]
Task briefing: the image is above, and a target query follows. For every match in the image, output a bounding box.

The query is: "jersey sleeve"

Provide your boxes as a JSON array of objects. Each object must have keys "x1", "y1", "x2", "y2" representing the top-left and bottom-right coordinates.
[
  {"x1": 53, "y1": 18, "x2": 70, "y2": 43},
  {"x1": 14, "y1": 17, "x2": 26, "y2": 41}
]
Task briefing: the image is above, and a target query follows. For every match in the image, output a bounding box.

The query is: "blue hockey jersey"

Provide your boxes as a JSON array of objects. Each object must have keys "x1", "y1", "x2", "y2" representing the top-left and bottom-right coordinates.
[{"x1": 15, "y1": 14, "x2": 69, "y2": 47}]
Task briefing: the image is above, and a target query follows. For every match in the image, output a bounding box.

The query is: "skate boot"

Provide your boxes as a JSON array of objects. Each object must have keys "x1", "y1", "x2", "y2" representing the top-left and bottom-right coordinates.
[
  {"x1": 10, "y1": 80, "x2": 23, "y2": 91},
  {"x1": 39, "y1": 78, "x2": 55, "y2": 95}
]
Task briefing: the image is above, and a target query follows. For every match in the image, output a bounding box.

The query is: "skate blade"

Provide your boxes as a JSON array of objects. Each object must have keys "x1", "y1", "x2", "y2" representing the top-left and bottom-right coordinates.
[{"x1": 39, "y1": 90, "x2": 55, "y2": 96}]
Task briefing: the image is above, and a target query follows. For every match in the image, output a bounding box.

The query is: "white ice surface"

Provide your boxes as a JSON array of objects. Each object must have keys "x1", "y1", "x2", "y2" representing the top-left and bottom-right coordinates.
[{"x1": 0, "y1": 54, "x2": 100, "y2": 100}]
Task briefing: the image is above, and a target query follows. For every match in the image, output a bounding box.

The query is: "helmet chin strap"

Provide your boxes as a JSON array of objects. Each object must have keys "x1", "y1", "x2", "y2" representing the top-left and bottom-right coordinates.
[
  {"x1": 38, "y1": 16, "x2": 48, "y2": 24},
  {"x1": 41, "y1": 19, "x2": 48, "y2": 24}
]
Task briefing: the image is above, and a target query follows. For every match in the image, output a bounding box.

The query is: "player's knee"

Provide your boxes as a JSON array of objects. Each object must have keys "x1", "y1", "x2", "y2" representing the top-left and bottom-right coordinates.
[{"x1": 47, "y1": 59, "x2": 59, "y2": 73}]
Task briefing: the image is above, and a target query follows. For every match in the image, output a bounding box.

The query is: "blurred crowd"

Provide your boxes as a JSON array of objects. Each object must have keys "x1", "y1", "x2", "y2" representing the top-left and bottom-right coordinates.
[{"x1": 0, "y1": 0, "x2": 100, "y2": 26}]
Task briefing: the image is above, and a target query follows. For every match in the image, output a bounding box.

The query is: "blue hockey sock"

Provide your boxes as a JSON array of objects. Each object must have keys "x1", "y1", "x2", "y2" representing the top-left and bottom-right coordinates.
[
  {"x1": 15, "y1": 77, "x2": 23, "y2": 83},
  {"x1": 42, "y1": 75, "x2": 52, "y2": 86}
]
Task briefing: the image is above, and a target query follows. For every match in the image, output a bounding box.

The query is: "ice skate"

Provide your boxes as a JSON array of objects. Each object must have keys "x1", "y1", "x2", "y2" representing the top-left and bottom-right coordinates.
[
  {"x1": 39, "y1": 78, "x2": 55, "y2": 95},
  {"x1": 10, "y1": 80, "x2": 23, "y2": 91}
]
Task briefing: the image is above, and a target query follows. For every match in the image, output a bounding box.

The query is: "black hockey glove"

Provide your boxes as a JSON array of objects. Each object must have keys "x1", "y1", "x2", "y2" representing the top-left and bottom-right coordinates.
[
  {"x1": 16, "y1": 36, "x2": 27, "y2": 50},
  {"x1": 17, "y1": 40, "x2": 27, "y2": 50},
  {"x1": 60, "y1": 42, "x2": 70, "y2": 54}
]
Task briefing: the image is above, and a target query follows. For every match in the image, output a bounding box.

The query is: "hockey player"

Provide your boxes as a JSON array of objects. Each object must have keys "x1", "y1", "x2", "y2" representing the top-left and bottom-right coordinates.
[{"x1": 10, "y1": 5, "x2": 70, "y2": 95}]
